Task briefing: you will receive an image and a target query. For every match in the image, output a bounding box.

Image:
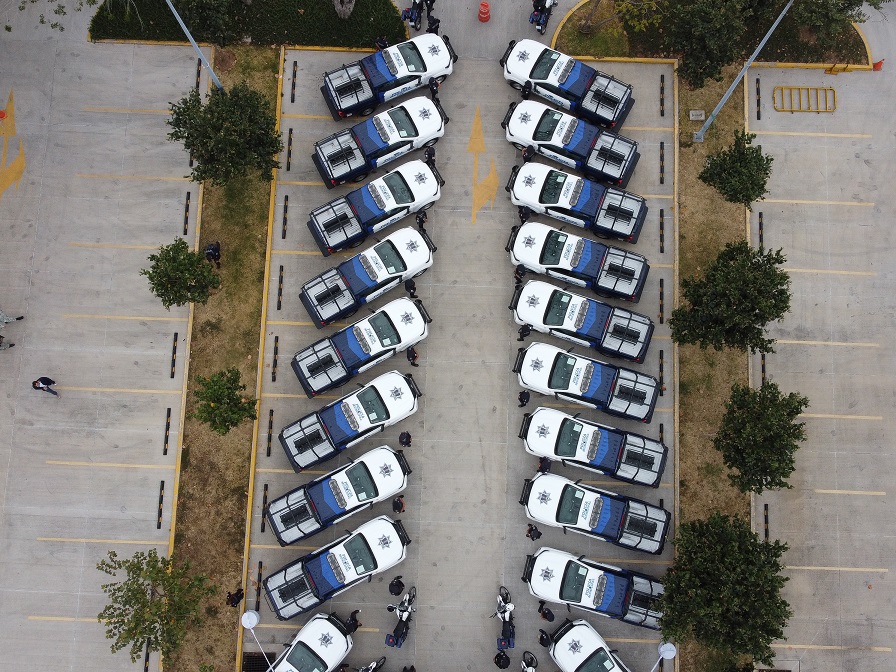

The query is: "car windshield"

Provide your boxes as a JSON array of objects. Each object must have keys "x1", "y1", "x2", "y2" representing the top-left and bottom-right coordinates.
[
  {"x1": 530, "y1": 48, "x2": 561, "y2": 80},
  {"x1": 540, "y1": 170, "x2": 568, "y2": 205},
  {"x1": 357, "y1": 386, "x2": 390, "y2": 423},
  {"x1": 368, "y1": 311, "x2": 401, "y2": 347},
  {"x1": 372, "y1": 240, "x2": 407, "y2": 274},
  {"x1": 557, "y1": 484, "x2": 585, "y2": 524},
  {"x1": 548, "y1": 353, "x2": 577, "y2": 389},
  {"x1": 343, "y1": 533, "x2": 378, "y2": 574},
  {"x1": 383, "y1": 172, "x2": 414, "y2": 205},
  {"x1": 397, "y1": 42, "x2": 426, "y2": 72},
  {"x1": 544, "y1": 290, "x2": 571, "y2": 326},
  {"x1": 540, "y1": 230, "x2": 568, "y2": 265},
  {"x1": 559, "y1": 560, "x2": 589, "y2": 602},
  {"x1": 575, "y1": 648, "x2": 618, "y2": 672},
  {"x1": 346, "y1": 462, "x2": 379, "y2": 502},
  {"x1": 284, "y1": 642, "x2": 328, "y2": 672},
  {"x1": 556, "y1": 418, "x2": 583, "y2": 457},
  {"x1": 388, "y1": 106, "x2": 419, "y2": 138},
  {"x1": 534, "y1": 110, "x2": 563, "y2": 142}
]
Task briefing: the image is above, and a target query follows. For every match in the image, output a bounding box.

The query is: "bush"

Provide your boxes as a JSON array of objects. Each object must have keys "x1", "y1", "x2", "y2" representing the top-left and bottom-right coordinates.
[
  {"x1": 700, "y1": 131, "x2": 774, "y2": 209},
  {"x1": 191, "y1": 368, "x2": 257, "y2": 434},
  {"x1": 141, "y1": 238, "x2": 220, "y2": 310}
]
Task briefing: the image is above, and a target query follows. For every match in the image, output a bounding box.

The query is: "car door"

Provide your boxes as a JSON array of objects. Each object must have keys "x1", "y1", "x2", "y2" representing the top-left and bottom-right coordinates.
[{"x1": 381, "y1": 75, "x2": 420, "y2": 102}]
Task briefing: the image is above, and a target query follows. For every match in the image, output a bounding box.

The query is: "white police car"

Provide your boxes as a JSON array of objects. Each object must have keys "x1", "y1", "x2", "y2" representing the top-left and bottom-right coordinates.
[
  {"x1": 269, "y1": 613, "x2": 352, "y2": 672},
  {"x1": 519, "y1": 472, "x2": 670, "y2": 554},
  {"x1": 548, "y1": 618, "x2": 634, "y2": 672}
]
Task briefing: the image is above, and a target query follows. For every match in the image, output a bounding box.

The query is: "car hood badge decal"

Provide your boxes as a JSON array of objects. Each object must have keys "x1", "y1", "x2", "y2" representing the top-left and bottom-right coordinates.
[
  {"x1": 537, "y1": 490, "x2": 551, "y2": 505},
  {"x1": 379, "y1": 463, "x2": 394, "y2": 477},
  {"x1": 530, "y1": 358, "x2": 544, "y2": 372},
  {"x1": 536, "y1": 424, "x2": 550, "y2": 438},
  {"x1": 378, "y1": 534, "x2": 393, "y2": 549},
  {"x1": 319, "y1": 633, "x2": 333, "y2": 648},
  {"x1": 539, "y1": 567, "x2": 554, "y2": 582}
]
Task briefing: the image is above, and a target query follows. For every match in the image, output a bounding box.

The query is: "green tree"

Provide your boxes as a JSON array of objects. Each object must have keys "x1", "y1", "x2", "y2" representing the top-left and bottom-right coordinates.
[
  {"x1": 791, "y1": 0, "x2": 890, "y2": 49},
  {"x1": 660, "y1": 513, "x2": 792, "y2": 666},
  {"x1": 715, "y1": 381, "x2": 809, "y2": 493},
  {"x1": 167, "y1": 83, "x2": 283, "y2": 185},
  {"x1": 191, "y1": 367, "x2": 257, "y2": 435},
  {"x1": 670, "y1": 241, "x2": 791, "y2": 353},
  {"x1": 663, "y1": 0, "x2": 747, "y2": 87},
  {"x1": 177, "y1": 0, "x2": 238, "y2": 46},
  {"x1": 141, "y1": 238, "x2": 220, "y2": 310},
  {"x1": 97, "y1": 549, "x2": 216, "y2": 662},
  {"x1": 700, "y1": 131, "x2": 774, "y2": 209}
]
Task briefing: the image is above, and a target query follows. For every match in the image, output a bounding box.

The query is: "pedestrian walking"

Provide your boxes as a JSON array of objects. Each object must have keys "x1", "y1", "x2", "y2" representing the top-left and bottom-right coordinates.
[
  {"x1": 416, "y1": 210, "x2": 428, "y2": 233},
  {"x1": 389, "y1": 575, "x2": 405, "y2": 596},
  {"x1": 392, "y1": 495, "x2": 405, "y2": 514},
  {"x1": 226, "y1": 588, "x2": 244, "y2": 607},
  {"x1": 526, "y1": 524, "x2": 542, "y2": 541},
  {"x1": 518, "y1": 390, "x2": 530, "y2": 408},
  {"x1": 537, "y1": 600, "x2": 555, "y2": 622},
  {"x1": 426, "y1": 13, "x2": 440, "y2": 35},
  {"x1": 406, "y1": 346, "x2": 419, "y2": 367},
  {"x1": 32, "y1": 377, "x2": 58, "y2": 396},
  {"x1": 399, "y1": 431, "x2": 412, "y2": 447},
  {"x1": 537, "y1": 456, "x2": 552, "y2": 474},
  {"x1": 494, "y1": 650, "x2": 511, "y2": 669},
  {"x1": 345, "y1": 609, "x2": 362, "y2": 633},
  {"x1": 538, "y1": 629, "x2": 551, "y2": 647},
  {"x1": 405, "y1": 278, "x2": 418, "y2": 299},
  {"x1": 517, "y1": 324, "x2": 531, "y2": 342},
  {"x1": 204, "y1": 241, "x2": 221, "y2": 269},
  {"x1": 0, "y1": 307, "x2": 24, "y2": 325}
]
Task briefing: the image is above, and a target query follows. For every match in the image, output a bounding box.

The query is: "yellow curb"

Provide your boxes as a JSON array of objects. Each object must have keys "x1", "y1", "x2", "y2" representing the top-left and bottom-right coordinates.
[{"x1": 551, "y1": 0, "x2": 591, "y2": 49}]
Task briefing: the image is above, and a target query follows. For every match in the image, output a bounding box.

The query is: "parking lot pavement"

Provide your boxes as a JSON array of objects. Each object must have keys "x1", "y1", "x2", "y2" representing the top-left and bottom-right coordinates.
[
  {"x1": 747, "y1": 45, "x2": 896, "y2": 670},
  {"x1": 0, "y1": 29, "x2": 211, "y2": 671},
  {"x1": 245, "y1": 32, "x2": 677, "y2": 671}
]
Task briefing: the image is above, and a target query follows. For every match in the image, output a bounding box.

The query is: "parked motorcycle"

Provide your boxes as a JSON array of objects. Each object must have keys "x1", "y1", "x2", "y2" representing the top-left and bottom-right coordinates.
[
  {"x1": 530, "y1": 0, "x2": 557, "y2": 35},
  {"x1": 385, "y1": 586, "x2": 417, "y2": 648},
  {"x1": 356, "y1": 657, "x2": 387, "y2": 672},
  {"x1": 491, "y1": 585, "x2": 515, "y2": 650}
]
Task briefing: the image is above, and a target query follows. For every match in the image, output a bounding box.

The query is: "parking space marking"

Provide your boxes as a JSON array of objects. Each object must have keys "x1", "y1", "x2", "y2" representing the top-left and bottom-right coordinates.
[
  {"x1": 652, "y1": 263, "x2": 673, "y2": 268},
  {"x1": 37, "y1": 537, "x2": 160, "y2": 545},
  {"x1": 46, "y1": 460, "x2": 173, "y2": 470},
  {"x1": 69, "y1": 242, "x2": 158, "y2": 250},
  {"x1": 271, "y1": 250, "x2": 323, "y2": 255},
  {"x1": 785, "y1": 267, "x2": 876, "y2": 277},
  {"x1": 813, "y1": 489, "x2": 886, "y2": 496},
  {"x1": 76, "y1": 173, "x2": 190, "y2": 182},
  {"x1": 63, "y1": 313, "x2": 187, "y2": 322},
  {"x1": 82, "y1": 107, "x2": 168, "y2": 115},
  {"x1": 773, "y1": 644, "x2": 892, "y2": 652},
  {"x1": 278, "y1": 179, "x2": 326, "y2": 187},
  {"x1": 801, "y1": 413, "x2": 882, "y2": 421},
  {"x1": 56, "y1": 386, "x2": 182, "y2": 395},
  {"x1": 786, "y1": 565, "x2": 888, "y2": 572},
  {"x1": 763, "y1": 198, "x2": 874, "y2": 207},
  {"x1": 776, "y1": 339, "x2": 879, "y2": 347},
  {"x1": 281, "y1": 113, "x2": 333, "y2": 120},
  {"x1": 28, "y1": 616, "x2": 99, "y2": 623},
  {"x1": 256, "y1": 468, "x2": 296, "y2": 474},
  {"x1": 251, "y1": 544, "x2": 316, "y2": 551},
  {"x1": 752, "y1": 130, "x2": 872, "y2": 139},
  {"x1": 641, "y1": 194, "x2": 673, "y2": 200}
]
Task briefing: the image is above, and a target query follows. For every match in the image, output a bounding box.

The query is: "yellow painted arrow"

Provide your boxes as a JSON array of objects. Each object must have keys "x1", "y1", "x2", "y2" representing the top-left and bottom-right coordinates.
[{"x1": 467, "y1": 105, "x2": 498, "y2": 224}]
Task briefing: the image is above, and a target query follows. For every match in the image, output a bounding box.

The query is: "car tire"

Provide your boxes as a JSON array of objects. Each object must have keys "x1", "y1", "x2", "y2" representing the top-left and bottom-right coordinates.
[
  {"x1": 360, "y1": 106, "x2": 375, "y2": 116},
  {"x1": 413, "y1": 267, "x2": 429, "y2": 277},
  {"x1": 509, "y1": 81, "x2": 523, "y2": 91},
  {"x1": 512, "y1": 142, "x2": 526, "y2": 151},
  {"x1": 422, "y1": 138, "x2": 439, "y2": 148},
  {"x1": 435, "y1": 75, "x2": 447, "y2": 84},
  {"x1": 349, "y1": 238, "x2": 365, "y2": 248},
  {"x1": 421, "y1": 201, "x2": 434, "y2": 210},
  {"x1": 352, "y1": 172, "x2": 369, "y2": 183}
]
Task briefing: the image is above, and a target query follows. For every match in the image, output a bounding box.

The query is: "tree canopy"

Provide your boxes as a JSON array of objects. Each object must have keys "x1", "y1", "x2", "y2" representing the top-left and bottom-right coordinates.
[
  {"x1": 97, "y1": 549, "x2": 216, "y2": 662},
  {"x1": 660, "y1": 513, "x2": 792, "y2": 666},
  {"x1": 191, "y1": 367, "x2": 258, "y2": 435},
  {"x1": 141, "y1": 238, "x2": 220, "y2": 310},
  {"x1": 700, "y1": 131, "x2": 774, "y2": 209},
  {"x1": 663, "y1": 0, "x2": 747, "y2": 87},
  {"x1": 715, "y1": 381, "x2": 809, "y2": 493},
  {"x1": 670, "y1": 241, "x2": 791, "y2": 353},
  {"x1": 167, "y1": 83, "x2": 283, "y2": 185}
]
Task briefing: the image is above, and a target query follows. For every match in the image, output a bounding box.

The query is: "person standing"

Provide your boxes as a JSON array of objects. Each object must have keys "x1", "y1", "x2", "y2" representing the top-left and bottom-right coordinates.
[
  {"x1": 424, "y1": 0, "x2": 435, "y2": 14},
  {"x1": 204, "y1": 241, "x2": 221, "y2": 269},
  {"x1": 426, "y1": 13, "x2": 440, "y2": 35},
  {"x1": 517, "y1": 324, "x2": 532, "y2": 342},
  {"x1": 399, "y1": 431, "x2": 412, "y2": 447},
  {"x1": 537, "y1": 600, "x2": 555, "y2": 622},
  {"x1": 389, "y1": 575, "x2": 405, "y2": 596},
  {"x1": 406, "y1": 346, "x2": 419, "y2": 367},
  {"x1": 226, "y1": 588, "x2": 244, "y2": 607},
  {"x1": 416, "y1": 210, "x2": 428, "y2": 233},
  {"x1": 526, "y1": 524, "x2": 542, "y2": 541},
  {"x1": 392, "y1": 495, "x2": 406, "y2": 513},
  {"x1": 405, "y1": 279, "x2": 418, "y2": 299},
  {"x1": 518, "y1": 390, "x2": 530, "y2": 408},
  {"x1": 32, "y1": 377, "x2": 58, "y2": 396},
  {"x1": 0, "y1": 307, "x2": 24, "y2": 324},
  {"x1": 345, "y1": 609, "x2": 362, "y2": 633}
]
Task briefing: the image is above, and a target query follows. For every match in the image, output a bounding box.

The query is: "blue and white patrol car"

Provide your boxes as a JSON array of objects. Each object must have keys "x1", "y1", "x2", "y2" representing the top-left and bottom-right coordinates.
[
  {"x1": 269, "y1": 613, "x2": 353, "y2": 672},
  {"x1": 548, "y1": 619, "x2": 634, "y2": 672}
]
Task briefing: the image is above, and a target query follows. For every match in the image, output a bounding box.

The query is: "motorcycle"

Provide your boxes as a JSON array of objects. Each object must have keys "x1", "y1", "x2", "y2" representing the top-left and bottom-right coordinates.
[
  {"x1": 530, "y1": 0, "x2": 557, "y2": 36},
  {"x1": 490, "y1": 586, "x2": 515, "y2": 650},
  {"x1": 385, "y1": 586, "x2": 417, "y2": 648},
  {"x1": 356, "y1": 658, "x2": 387, "y2": 672},
  {"x1": 401, "y1": 0, "x2": 424, "y2": 31},
  {"x1": 521, "y1": 651, "x2": 538, "y2": 672}
]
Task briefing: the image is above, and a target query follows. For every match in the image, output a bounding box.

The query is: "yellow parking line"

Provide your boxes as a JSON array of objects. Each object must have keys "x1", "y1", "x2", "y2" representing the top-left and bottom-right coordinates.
[
  {"x1": 64, "y1": 313, "x2": 187, "y2": 322},
  {"x1": 69, "y1": 242, "x2": 157, "y2": 249},
  {"x1": 785, "y1": 267, "x2": 876, "y2": 276},
  {"x1": 46, "y1": 460, "x2": 173, "y2": 469},
  {"x1": 28, "y1": 615, "x2": 99, "y2": 622},
  {"x1": 752, "y1": 130, "x2": 871, "y2": 138},
  {"x1": 262, "y1": 393, "x2": 311, "y2": 399},
  {"x1": 251, "y1": 544, "x2": 316, "y2": 551},
  {"x1": 652, "y1": 263, "x2": 673, "y2": 268},
  {"x1": 776, "y1": 339, "x2": 878, "y2": 347},
  {"x1": 38, "y1": 537, "x2": 160, "y2": 545},
  {"x1": 256, "y1": 468, "x2": 297, "y2": 474},
  {"x1": 786, "y1": 565, "x2": 888, "y2": 572},
  {"x1": 256, "y1": 623, "x2": 305, "y2": 629},
  {"x1": 763, "y1": 198, "x2": 874, "y2": 207},
  {"x1": 281, "y1": 113, "x2": 333, "y2": 120},
  {"x1": 813, "y1": 489, "x2": 885, "y2": 496},
  {"x1": 801, "y1": 413, "x2": 882, "y2": 420},
  {"x1": 58, "y1": 386, "x2": 182, "y2": 395},
  {"x1": 641, "y1": 194, "x2": 673, "y2": 200},
  {"x1": 271, "y1": 250, "x2": 324, "y2": 255},
  {"x1": 82, "y1": 107, "x2": 168, "y2": 114},
  {"x1": 77, "y1": 173, "x2": 189, "y2": 182},
  {"x1": 773, "y1": 644, "x2": 891, "y2": 652},
  {"x1": 278, "y1": 180, "x2": 326, "y2": 187}
]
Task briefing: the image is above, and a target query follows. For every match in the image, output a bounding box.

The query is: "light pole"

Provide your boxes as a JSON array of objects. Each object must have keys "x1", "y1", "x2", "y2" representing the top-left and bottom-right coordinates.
[
  {"x1": 647, "y1": 642, "x2": 677, "y2": 672},
  {"x1": 241, "y1": 610, "x2": 275, "y2": 672},
  {"x1": 164, "y1": 0, "x2": 224, "y2": 91}
]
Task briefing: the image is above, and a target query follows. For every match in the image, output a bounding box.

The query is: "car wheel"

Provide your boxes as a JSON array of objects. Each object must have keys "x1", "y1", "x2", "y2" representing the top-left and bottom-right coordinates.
[
  {"x1": 422, "y1": 138, "x2": 439, "y2": 148},
  {"x1": 413, "y1": 267, "x2": 429, "y2": 277},
  {"x1": 435, "y1": 75, "x2": 447, "y2": 84},
  {"x1": 421, "y1": 201, "x2": 434, "y2": 210},
  {"x1": 352, "y1": 172, "x2": 369, "y2": 183},
  {"x1": 360, "y1": 106, "x2": 375, "y2": 116},
  {"x1": 512, "y1": 142, "x2": 526, "y2": 151},
  {"x1": 349, "y1": 238, "x2": 365, "y2": 248},
  {"x1": 509, "y1": 81, "x2": 523, "y2": 91}
]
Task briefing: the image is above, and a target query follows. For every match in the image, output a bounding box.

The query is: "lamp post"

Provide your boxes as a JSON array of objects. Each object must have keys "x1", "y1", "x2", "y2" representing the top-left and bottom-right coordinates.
[
  {"x1": 164, "y1": 0, "x2": 224, "y2": 91},
  {"x1": 241, "y1": 610, "x2": 274, "y2": 672},
  {"x1": 647, "y1": 642, "x2": 677, "y2": 672}
]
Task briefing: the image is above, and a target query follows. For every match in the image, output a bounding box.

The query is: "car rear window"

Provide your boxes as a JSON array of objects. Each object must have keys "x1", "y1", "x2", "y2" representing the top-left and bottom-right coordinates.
[
  {"x1": 346, "y1": 462, "x2": 379, "y2": 502},
  {"x1": 540, "y1": 230, "x2": 568, "y2": 265},
  {"x1": 559, "y1": 560, "x2": 588, "y2": 602},
  {"x1": 534, "y1": 109, "x2": 563, "y2": 142},
  {"x1": 383, "y1": 171, "x2": 414, "y2": 205},
  {"x1": 540, "y1": 170, "x2": 568, "y2": 205},
  {"x1": 530, "y1": 48, "x2": 561, "y2": 80},
  {"x1": 397, "y1": 42, "x2": 426, "y2": 72},
  {"x1": 556, "y1": 484, "x2": 584, "y2": 524},
  {"x1": 555, "y1": 418, "x2": 583, "y2": 457},
  {"x1": 357, "y1": 386, "x2": 390, "y2": 423},
  {"x1": 369, "y1": 311, "x2": 400, "y2": 347},
  {"x1": 549, "y1": 353, "x2": 576, "y2": 389},
  {"x1": 387, "y1": 106, "x2": 419, "y2": 138},
  {"x1": 372, "y1": 241, "x2": 407, "y2": 274},
  {"x1": 343, "y1": 533, "x2": 378, "y2": 573},
  {"x1": 544, "y1": 290, "x2": 571, "y2": 326}
]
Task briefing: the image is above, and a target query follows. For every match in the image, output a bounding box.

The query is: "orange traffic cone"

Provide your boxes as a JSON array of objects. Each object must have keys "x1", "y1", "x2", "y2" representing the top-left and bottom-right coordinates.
[
  {"x1": 479, "y1": 1, "x2": 490, "y2": 21},
  {"x1": 873, "y1": 59, "x2": 884, "y2": 71}
]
